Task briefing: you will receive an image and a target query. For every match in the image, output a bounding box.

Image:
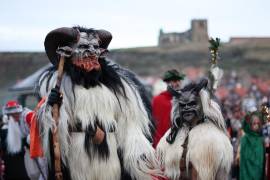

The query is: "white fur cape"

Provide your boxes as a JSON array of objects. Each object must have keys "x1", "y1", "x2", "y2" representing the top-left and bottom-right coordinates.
[
  {"x1": 157, "y1": 89, "x2": 233, "y2": 180},
  {"x1": 37, "y1": 71, "x2": 161, "y2": 180}
]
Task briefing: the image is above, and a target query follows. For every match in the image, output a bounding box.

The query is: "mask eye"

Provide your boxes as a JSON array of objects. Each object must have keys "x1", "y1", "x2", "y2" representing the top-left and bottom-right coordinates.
[
  {"x1": 188, "y1": 101, "x2": 197, "y2": 106},
  {"x1": 79, "y1": 44, "x2": 89, "y2": 49},
  {"x1": 179, "y1": 103, "x2": 186, "y2": 107},
  {"x1": 93, "y1": 45, "x2": 99, "y2": 49}
]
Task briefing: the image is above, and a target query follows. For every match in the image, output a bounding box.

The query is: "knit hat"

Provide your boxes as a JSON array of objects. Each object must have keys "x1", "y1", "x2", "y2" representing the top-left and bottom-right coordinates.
[
  {"x1": 2, "y1": 100, "x2": 23, "y2": 115},
  {"x1": 162, "y1": 69, "x2": 185, "y2": 82}
]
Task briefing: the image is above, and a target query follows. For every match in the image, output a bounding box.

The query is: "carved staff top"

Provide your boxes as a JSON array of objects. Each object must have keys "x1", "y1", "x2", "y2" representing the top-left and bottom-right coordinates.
[
  {"x1": 209, "y1": 37, "x2": 221, "y2": 65},
  {"x1": 208, "y1": 37, "x2": 223, "y2": 92}
]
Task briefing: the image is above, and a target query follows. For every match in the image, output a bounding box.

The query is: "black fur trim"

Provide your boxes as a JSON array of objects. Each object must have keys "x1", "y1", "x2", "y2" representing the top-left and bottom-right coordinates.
[
  {"x1": 84, "y1": 120, "x2": 110, "y2": 160},
  {"x1": 166, "y1": 126, "x2": 179, "y2": 144},
  {"x1": 63, "y1": 57, "x2": 127, "y2": 101},
  {"x1": 37, "y1": 66, "x2": 56, "y2": 94},
  {"x1": 181, "y1": 78, "x2": 208, "y2": 95},
  {"x1": 117, "y1": 148, "x2": 132, "y2": 180},
  {"x1": 110, "y1": 62, "x2": 155, "y2": 142},
  {"x1": 39, "y1": 58, "x2": 127, "y2": 108}
]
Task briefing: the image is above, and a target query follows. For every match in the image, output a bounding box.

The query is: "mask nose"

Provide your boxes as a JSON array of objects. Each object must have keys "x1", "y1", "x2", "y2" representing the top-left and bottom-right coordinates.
[
  {"x1": 89, "y1": 45, "x2": 96, "y2": 53},
  {"x1": 183, "y1": 104, "x2": 189, "y2": 110},
  {"x1": 83, "y1": 48, "x2": 96, "y2": 58}
]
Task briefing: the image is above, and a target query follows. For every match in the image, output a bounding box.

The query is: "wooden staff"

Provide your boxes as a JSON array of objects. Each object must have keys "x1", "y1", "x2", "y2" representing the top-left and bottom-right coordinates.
[{"x1": 52, "y1": 51, "x2": 66, "y2": 180}]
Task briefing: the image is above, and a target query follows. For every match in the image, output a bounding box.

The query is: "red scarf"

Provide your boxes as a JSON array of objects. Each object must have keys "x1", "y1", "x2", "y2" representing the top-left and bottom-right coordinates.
[{"x1": 30, "y1": 97, "x2": 46, "y2": 158}]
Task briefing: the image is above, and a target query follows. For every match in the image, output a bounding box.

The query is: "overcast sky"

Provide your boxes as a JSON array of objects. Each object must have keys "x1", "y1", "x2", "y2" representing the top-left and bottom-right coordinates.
[{"x1": 1, "y1": 0, "x2": 269, "y2": 51}]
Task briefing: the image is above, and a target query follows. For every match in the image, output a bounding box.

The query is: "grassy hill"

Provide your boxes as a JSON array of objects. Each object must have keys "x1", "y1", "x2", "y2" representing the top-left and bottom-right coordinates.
[
  {"x1": 0, "y1": 42, "x2": 270, "y2": 104},
  {"x1": 109, "y1": 43, "x2": 270, "y2": 76}
]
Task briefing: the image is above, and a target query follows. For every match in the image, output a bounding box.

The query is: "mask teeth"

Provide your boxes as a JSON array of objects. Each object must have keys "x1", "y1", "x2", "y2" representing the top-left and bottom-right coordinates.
[
  {"x1": 85, "y1": 62, "x2": 90, "y2": 71},
  {"x1": 72, "y1": 55, "x2": 99, "y2": 71},
  {"x1": 79, "y1": 53, "x2": 83, "y2": 61},
  {"x1": 76, "y1": 60, "x2": 82, "y2": 67}
]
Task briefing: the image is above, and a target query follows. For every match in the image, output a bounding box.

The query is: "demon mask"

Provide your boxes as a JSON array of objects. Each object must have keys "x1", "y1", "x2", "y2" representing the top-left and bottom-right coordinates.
[
  {"x1": 67, "y1": 31, "x2": 106, "y2": 72},
  {"x1": 166, "y1": 79, "x2": 208, "y2": 143},
  {"x1": 44, "y1": 27, "x2": 113, "y2": 88},
  {"x1": 176, "y1": 90, "x2": 202, "y2": 126}
]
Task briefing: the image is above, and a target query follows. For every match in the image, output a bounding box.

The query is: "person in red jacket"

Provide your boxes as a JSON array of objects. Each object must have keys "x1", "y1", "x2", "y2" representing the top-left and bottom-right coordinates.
[{"x1": 152, "y1": 69, "x2": 185, "y2": 148}]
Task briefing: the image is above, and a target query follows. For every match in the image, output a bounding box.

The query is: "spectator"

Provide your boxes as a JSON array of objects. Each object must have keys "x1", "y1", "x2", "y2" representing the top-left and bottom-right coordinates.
[
  {"x1": 152, "y1": 69, "x2": 185, "y2": 148},
  {"x1": 0, "y1": 100, "x2": 47, "y2": 180},
  {"x1": 239, "y1": 111, "x2": 265, "y2": 180}
]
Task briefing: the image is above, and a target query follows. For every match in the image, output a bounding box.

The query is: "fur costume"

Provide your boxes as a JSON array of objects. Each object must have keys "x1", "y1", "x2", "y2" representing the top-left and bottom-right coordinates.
[
  {"x1": 1, "y1": 101, "x2": 47, "y2": 180},
  {"x1": 33, "y1": 27, "x2": 160, "y2": 180},
  {"x1": 157, "y1": 80, "x2": 233, "y2": 180}
]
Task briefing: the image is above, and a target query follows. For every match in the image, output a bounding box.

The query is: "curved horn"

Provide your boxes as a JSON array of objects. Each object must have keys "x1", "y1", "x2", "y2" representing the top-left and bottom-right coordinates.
[
  {"x1": 193, "y1": 78, "x2": 208, "y2": 94},
  {"x1": 95, "y1": 29, "x2": 112, "y2": 49},
  {"x1": 44, "y1": 27, "x2": 79, "y2": 65},
  {"x1": 168, "y1": 86, "x2": 182, "y2": 97}
]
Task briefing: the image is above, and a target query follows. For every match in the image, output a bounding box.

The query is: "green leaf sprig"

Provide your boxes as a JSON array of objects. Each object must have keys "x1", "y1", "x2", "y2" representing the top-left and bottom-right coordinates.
[{"x1": 209, "y1": 37, "x2": 220, "y2": 64}]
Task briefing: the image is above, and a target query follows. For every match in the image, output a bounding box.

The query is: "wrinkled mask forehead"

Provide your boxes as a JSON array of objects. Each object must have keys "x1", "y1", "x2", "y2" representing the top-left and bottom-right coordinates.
[
  {"x1": 179, "y1": 91, "x2": 197, "y2": 104},
  {"x1": 76, "y1": 32, "x2": 100, "y2": 47}
]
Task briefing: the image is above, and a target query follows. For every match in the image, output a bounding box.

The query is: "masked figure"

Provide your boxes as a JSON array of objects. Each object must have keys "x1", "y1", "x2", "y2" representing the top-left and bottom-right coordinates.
[
  {"x1": 157, "y1": 79, "x2": 233, "y2": 180},
  {"x1": 30, "y1": 27, "x2": 160, "y2": 180}
]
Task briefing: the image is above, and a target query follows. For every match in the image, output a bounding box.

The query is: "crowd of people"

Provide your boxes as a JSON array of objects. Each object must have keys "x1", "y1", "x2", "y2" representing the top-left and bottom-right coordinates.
[
  {"x1": 151, "y1": 69, "x2": 270, "y2": 180},
  {"x1": 217, "y1": 73, "x2": 270, "y2": 180}
]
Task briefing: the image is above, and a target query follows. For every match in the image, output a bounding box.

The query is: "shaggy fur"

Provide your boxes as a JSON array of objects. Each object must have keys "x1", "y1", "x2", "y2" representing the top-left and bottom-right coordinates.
[
  {"x1": 37, "y1": 60, "x2": 161, "y2": 180},
  {"x1": 6, "y1": 116, "x2": 23, "y2": 154},
  {"x1": 156, "y1": 126, "x2": 189, "y2": 179},
  {"x1": 199, "y1": 89, "x2": 227, "y2": 133},
  {"x1": 186, "y1": 122, "x2": 233, "y2": 180},
  {"x1": 5, "y1": 110, "x2": 48, "y2": 180},
  {"x1": 157, "y1": 89, "x2": 233, "y2": 180}
]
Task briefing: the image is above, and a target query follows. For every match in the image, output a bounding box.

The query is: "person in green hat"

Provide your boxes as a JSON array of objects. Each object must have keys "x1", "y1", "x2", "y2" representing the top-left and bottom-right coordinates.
[
  {"x1": 152, "y1": 69, "x2": 185, "y2": 148},
  {"x1": 239, "y1": 111, "x2": 265, "y2": 180}
]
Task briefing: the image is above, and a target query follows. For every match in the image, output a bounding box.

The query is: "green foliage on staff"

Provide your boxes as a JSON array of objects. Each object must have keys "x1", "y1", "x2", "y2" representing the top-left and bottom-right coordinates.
[
  {"x1": 209, "y1": 37, "x2": 221, "y2": 64},
  {"x1": 209, "y1": 37, "x2": 220, "y2": 51}
]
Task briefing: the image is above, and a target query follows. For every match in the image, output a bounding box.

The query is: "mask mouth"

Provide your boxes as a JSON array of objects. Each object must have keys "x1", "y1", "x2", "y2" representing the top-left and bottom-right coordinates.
[
  {"x1": 72, "y1": 56, "x2": 100, "y2": 72},
  {"x1": 182, "y1": 110, "x2": 196, "y2": 121}
]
